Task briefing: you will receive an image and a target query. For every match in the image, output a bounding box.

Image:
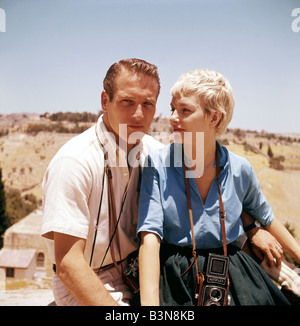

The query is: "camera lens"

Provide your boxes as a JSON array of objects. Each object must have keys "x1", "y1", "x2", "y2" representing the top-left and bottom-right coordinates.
[{"x1": 209, "y1": 287, "x2": 222, "y2": 302}]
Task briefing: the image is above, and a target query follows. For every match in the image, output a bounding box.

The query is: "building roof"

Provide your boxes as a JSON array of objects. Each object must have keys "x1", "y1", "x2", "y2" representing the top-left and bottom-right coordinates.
[
  {"x1": 0, "y1": 248, "x2": 36, "y2": 268},
  {"x1": 4, "y1": 209, "x2": 43, "y2": 236}
]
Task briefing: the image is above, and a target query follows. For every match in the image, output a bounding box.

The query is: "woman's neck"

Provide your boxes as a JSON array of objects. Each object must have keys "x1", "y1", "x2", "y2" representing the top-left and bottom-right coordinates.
[{"x1": 183, "y1": 133, "x2": 216, "y2": 178}]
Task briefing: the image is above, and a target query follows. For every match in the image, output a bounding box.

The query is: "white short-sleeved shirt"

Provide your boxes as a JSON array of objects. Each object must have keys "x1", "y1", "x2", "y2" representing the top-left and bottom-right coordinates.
[{"x1": 41, "y1": 116, "x2": 163, "y2": 269}]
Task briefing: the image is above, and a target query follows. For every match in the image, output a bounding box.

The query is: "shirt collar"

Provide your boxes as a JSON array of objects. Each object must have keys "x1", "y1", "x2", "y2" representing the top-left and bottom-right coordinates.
[
  {"x1": 173, "y1": 141, "x2": 228, "y2": 176},
  {"x1": 216, "y1": 141, "x2": 227, "y2": 169},
  {"x1": 96, "y1": 115, "x2": 143, "y2": 168}
]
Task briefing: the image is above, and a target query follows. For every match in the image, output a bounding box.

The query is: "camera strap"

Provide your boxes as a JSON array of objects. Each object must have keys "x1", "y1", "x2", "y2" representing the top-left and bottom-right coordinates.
[
  {"x1": 89, "y1": 126, "x2": 107, "y2": 267},
  {"x1": 181, "y1": 146, "x2": 228, "y2": 276},
  {"x1": 216, "y1": 148, "x2": 228, "y2": 256},
  {"x1": 94, "y1": 126, "x2": 142, "y2": 276},
  {"x1": 92, "y1": 124, "x2": 130, "y2": 273},
  {"x1": 98, "y1": 159, "x2": 133, "y2": 276}
]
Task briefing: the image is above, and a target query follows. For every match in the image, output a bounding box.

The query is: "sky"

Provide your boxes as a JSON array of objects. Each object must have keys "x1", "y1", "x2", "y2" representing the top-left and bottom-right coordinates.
[{"x1": 0, "y1": 0, "x2": 299, "y2": 133}]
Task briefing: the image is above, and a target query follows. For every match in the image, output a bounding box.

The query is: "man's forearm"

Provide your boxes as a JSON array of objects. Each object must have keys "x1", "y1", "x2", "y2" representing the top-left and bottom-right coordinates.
[
  {"x1": 57, "y1": 255, "x2": 119, "y2": 306},
  {"x1": 240, "y1": 210, "x2": 255, "y2": 228},
  {"x1": 265, "y1": 217, "x2": 300, "y2": 264},
  {"x1": 54, "y1": 233, "x2": 119, "y2": 306}
]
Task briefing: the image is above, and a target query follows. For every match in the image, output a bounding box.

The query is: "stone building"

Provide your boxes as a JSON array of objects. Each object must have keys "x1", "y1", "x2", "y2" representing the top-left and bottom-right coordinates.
[{"x1": 0, "y1": 209, "x2": 52, "y2": 281}]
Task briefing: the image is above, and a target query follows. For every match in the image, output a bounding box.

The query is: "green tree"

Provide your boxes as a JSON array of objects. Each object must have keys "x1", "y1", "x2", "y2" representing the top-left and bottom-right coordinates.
[
  {"x1": 0, "y1": 168, "x2": 9, "y2": 248},
  {"x1": 267, "y1": 145, "x2": 274, "y2": 158},
  {"x1": 5, "y1": 189, "x2": 37, "y2": 225}
]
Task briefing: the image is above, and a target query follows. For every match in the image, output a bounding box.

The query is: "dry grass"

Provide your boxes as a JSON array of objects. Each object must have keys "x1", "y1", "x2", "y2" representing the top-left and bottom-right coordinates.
[
  {"x1": 0, "y1": 132, "x2": 76, "y2": 200},
  {"x1": 5, "y1": 277, "x2": 52, "y2": 290},
  {"x1": 224, "y1": 138, "x2": 300, "y2": 242}
]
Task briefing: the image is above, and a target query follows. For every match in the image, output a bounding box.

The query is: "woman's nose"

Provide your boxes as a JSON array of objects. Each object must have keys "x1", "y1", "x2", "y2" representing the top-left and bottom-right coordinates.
[{"x1": 170, "y1": 110, "x2": 179, "y2": 124}]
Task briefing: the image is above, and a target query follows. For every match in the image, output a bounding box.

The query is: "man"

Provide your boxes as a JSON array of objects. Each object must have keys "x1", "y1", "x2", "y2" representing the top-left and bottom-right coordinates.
[
  {"x1": 41, "y1": 58, "x2": 164, "y2": 305},
  {"x1": 41, "y1": 58, "x2": 284, "y2": 306}
]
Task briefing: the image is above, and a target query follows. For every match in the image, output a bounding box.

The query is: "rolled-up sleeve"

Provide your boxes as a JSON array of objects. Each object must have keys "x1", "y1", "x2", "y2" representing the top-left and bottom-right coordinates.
[
  {"x1": 242, "y1": 163, "x2": 274, "y2": 226},
  {"x1": 137, "y1": 155, "x2": 164, "y2": 240}
]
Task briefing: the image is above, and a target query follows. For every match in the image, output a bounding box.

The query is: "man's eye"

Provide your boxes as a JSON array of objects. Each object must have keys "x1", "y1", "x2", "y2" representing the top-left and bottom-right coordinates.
[
  {"x1": 122, "y1": 99, "x2": 133, "y2": 104},
  {"x1": 144, "y1": 101, "x2": 154, "y2": 106}
]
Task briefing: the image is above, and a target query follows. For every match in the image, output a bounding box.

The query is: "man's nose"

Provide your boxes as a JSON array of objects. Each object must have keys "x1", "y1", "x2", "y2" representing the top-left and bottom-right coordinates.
[{"x1": 133, "y1": 104, "x2": 143, "y2": 120}]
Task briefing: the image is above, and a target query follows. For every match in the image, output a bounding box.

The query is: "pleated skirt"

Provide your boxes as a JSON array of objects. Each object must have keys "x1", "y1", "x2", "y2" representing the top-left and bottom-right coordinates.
[{"x1": 159, "y1": 243, "x2": 290, "y2": 306}]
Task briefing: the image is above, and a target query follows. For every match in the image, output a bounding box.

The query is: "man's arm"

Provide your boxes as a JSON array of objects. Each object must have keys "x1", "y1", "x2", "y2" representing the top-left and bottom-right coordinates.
[
  {"x1": 241, "y1": 211, "x2": 283, "y2": 267},
  {"x1": 54, "y1": 232, "x2": 119, "y2": 306},
  {"x1": 265, "y1": 217, "x2": 300, "y2": 264}
]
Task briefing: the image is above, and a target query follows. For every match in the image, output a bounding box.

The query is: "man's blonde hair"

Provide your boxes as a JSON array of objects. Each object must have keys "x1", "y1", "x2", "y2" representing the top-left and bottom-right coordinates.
[{"x1": 171, "y1": 69, "x2": 235, "y2": 136}]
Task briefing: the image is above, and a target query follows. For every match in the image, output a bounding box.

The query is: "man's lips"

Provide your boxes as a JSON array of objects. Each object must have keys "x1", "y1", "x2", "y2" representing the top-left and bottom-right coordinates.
[
  {"x1": 127, "y1": 125, "x2": 144, "y2": 130},
  {"x1": 172, "y1": 127, "x2": 185, "y2": 132}
]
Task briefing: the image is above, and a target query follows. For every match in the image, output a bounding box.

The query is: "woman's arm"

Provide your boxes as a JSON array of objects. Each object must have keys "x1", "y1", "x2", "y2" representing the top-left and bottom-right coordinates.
[
  {"x1": 139, "y1": 232, "x2": 161, "y2": 306},
  {"x1": 265, "y1": 217, "x2": 300, "y2": 264}
]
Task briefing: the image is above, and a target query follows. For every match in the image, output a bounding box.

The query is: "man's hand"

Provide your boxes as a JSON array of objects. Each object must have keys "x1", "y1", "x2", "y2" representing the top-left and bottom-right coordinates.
[{"x1": 247, "y1": 227, "x2": 283, "y2": 268}]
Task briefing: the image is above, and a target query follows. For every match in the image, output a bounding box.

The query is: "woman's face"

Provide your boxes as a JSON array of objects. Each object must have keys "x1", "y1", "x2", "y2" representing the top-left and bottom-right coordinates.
[{"x1": 170, "y1": 94, "x2": 211, "y2": 144}]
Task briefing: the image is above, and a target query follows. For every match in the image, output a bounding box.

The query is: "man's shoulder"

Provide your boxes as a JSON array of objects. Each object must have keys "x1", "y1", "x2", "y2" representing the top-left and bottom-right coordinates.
[{"x1": 49, "y1": 125, "x2": 99, "y2": 165}]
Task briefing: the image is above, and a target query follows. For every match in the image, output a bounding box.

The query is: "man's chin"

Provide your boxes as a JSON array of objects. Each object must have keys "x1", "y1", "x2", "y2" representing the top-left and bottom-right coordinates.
[{"x1": 127, "y1": 129, "x2": 145, "y2": 144}]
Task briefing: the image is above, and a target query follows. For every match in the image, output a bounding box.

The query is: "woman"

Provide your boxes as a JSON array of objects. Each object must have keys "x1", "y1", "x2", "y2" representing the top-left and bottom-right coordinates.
[{"x1": 137, "y1": 68, "x2": 300, "y2": 306}]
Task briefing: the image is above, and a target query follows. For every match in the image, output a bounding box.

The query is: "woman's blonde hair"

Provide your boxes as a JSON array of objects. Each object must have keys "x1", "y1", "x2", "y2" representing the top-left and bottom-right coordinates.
[{"x1": 171, "y1": 68, "x2": 235, "y2": 137}]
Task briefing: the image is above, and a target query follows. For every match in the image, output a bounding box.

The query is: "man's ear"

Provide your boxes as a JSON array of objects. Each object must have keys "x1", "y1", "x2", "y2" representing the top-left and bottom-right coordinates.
[
  {"x1": 209, "y1": 110, "x2": 222, "y2": 128},
  {"x1": 101, "y1": 90, "x2": 110, "y2": 112}
]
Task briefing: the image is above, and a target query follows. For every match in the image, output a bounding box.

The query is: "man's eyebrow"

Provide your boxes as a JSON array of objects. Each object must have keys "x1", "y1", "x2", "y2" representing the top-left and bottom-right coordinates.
[{"x1": 117, "y1": 92, "x2": 132, "y2": 97}]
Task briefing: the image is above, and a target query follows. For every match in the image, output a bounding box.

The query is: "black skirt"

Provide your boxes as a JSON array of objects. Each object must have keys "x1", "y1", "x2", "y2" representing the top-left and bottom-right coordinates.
[{"x1": 159, "y1": 243, "x2": 290, "y2": 306}]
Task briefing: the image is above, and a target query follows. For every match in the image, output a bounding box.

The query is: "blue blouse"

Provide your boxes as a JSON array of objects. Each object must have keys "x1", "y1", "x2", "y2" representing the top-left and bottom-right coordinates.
[{"x1": 137, "y1": 142, "x2": 274, "y2": 249}]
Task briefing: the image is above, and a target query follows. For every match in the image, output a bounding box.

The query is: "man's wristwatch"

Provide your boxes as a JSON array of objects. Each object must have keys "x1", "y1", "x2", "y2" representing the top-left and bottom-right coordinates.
[{"x1": 244, "y1": 220, "x2": 261, "y2": 232}]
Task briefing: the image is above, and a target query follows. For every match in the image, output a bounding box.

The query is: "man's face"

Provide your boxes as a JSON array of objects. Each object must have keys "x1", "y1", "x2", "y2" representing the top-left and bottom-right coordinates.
[{"x1": 102, "y1": 69, "x2": 159, "y2": 145}]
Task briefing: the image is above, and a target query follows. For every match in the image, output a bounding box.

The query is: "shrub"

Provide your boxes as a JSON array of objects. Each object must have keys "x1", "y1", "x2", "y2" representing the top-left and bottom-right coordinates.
[
  {"x1": 269, "y1": 155, "x2": 285, "y2": 170},
  {"x1": 5, "y1": 189, "x2": 38, "y2": 225}
]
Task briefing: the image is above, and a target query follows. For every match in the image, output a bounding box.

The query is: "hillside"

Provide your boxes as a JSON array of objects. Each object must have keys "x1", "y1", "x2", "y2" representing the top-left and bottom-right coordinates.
[
  {"x1": 222, "y1": 135, "x2": 300, "y2": 242},
  {"x1": 0, "y1": 113, "x2": 299, "y2": 242}
]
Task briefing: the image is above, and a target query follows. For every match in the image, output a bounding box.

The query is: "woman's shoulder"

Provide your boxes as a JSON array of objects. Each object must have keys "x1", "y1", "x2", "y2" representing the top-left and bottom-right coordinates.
[{"x1": 223, "y1": 146, "x2": 254, "y2": 175}]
